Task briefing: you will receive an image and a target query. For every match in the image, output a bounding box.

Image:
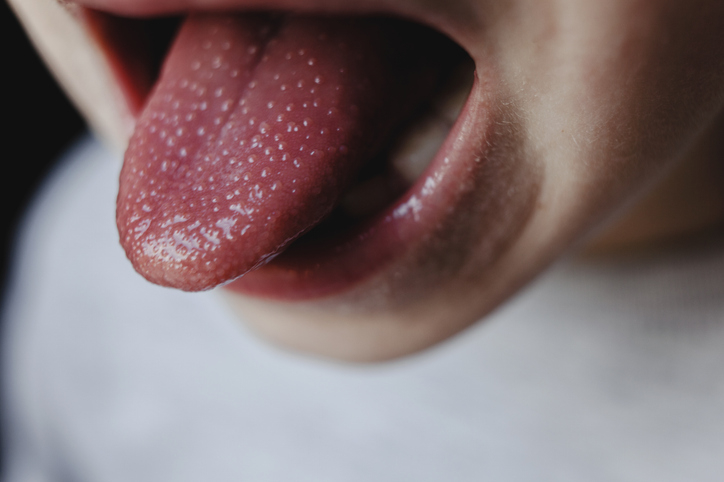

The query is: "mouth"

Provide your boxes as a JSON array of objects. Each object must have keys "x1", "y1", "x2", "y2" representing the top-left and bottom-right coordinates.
[{"x1": 40, "y1": 2, "x2": 538, "y2": 304}]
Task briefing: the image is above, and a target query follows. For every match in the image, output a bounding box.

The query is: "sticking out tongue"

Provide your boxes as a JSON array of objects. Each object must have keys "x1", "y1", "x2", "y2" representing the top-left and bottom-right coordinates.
[{"x1": 118, "y1": 13, "x2": 453, "y2": 291}]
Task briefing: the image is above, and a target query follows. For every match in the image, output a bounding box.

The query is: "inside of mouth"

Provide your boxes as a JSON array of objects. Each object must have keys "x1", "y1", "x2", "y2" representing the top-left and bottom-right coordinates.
[
  {"x1": 81, "y1": 10, "x2": 184, "y2": 116},
  {"x1": 305, "y1": 56, "x2": 474, "y2": 243},
  {"x1": 89, "y1": 10, "x2": 474, "y2": 288}
]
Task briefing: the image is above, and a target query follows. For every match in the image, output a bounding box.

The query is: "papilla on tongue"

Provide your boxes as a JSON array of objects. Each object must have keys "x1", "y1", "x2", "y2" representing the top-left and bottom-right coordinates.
[{"x1": 117, "y1": 13, "x2": 454, "y2": 291}]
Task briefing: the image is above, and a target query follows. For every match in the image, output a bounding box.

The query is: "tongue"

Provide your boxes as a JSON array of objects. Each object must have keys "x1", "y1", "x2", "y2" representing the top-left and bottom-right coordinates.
[{"x1": 117, "y1": 13, "x2": 452, "y2": 291}]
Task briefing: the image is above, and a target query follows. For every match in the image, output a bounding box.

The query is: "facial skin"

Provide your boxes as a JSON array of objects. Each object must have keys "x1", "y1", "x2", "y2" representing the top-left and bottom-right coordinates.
[{"x1": 12, "y1": 0, "x2": 724, "y2": 360}]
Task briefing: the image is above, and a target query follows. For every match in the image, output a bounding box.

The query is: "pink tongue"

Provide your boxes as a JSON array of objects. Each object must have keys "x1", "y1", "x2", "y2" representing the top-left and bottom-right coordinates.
[{"x1": 118, "y1": 14, "x2": 450, "y2": 291}]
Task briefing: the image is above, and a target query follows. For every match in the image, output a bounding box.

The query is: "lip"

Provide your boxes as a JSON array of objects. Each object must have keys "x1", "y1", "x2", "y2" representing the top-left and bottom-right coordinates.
[
  {"x1": 227, "y1": 71, "x2": 495, "y2": 300},
  {"x1": 20, "y1": 0, "x2": 540, "y2": 306}
]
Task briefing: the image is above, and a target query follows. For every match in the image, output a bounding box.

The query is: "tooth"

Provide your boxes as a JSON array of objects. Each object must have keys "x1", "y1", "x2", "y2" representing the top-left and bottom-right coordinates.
[{"x1": 392, "y1": 60, "x2": 474, "y2": 184}]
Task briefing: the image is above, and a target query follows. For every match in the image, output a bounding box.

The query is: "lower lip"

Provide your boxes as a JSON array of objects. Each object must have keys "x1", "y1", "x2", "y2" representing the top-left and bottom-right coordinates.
[{"x1": 225, "y1": 74, "x2": 491, "y2": 300}]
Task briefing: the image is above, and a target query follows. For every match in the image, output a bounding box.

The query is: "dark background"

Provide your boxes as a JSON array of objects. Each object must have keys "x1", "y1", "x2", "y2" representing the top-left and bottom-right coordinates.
[{"x1": 2, "y1": 2, "x2": 86, "y2": 296}]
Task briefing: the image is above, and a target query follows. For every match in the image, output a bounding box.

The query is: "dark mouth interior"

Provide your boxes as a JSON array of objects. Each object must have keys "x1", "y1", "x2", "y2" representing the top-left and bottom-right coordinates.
[
  {"x1": 87, "y1": 9, "x2": 473, "y2": 251},
  {"x1": 82, "y1": 10, "x2": 183, "y2": 115}
]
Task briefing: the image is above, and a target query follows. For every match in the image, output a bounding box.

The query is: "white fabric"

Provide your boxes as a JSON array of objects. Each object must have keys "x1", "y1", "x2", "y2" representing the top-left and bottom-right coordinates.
[{"x1": 3, "y1": 136, "x2": 724, "y2": 482}]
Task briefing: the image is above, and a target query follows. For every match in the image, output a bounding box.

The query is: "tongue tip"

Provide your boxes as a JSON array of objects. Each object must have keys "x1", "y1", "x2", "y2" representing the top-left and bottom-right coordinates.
[
  {"x1": 127, "y1": 253, "x2": 231, "y2": 292},
  {"x1": 119, "y1": 224, "x2": 286, "y2": 292},
  {"x1": 117, "y1": 203, "x2": 301, "y2": 292},
  {"x1": 117, "y1": 228, "x2": 245, "y2": 292}
]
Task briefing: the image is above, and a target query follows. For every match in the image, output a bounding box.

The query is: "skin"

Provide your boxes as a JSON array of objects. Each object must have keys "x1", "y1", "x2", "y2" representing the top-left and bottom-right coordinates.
[{"x1": 12, "y1": 0, "x2": 724, "y2": 360}]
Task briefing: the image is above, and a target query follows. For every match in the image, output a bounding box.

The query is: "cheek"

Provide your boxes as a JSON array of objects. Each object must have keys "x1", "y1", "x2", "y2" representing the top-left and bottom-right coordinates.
[
  {"x1": 494, "y1": 0, "x2": 724, "y2": 229},
  {"x1": 568, "y1": 1, "x2": 724, "y2": 161}
]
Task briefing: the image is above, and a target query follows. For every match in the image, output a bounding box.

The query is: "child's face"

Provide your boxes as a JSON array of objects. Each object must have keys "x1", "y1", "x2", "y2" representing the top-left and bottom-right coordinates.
[{"x1": 13, "y1": 0, "x2": 724, "y2": 359}]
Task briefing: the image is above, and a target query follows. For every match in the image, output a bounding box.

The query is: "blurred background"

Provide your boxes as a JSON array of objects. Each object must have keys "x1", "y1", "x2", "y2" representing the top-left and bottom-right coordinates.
[
  {"x1": 2, "y1": 5, "x2": 84, "y2": 469},
  {"x1": 1, "y1": 2, "x2": 85, "y2": 296}
]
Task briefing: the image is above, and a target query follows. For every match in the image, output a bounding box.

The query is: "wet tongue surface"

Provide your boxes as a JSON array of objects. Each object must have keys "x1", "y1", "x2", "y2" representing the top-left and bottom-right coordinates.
[{"x1": 118, "y1": 13, "x2": 452, "y2": 291}]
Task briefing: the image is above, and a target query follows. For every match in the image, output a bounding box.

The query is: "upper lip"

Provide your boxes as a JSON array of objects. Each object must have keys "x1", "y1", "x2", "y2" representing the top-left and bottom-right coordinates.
[{"x1": 71, "y1": 0, "x2": 482, "y2": 45}]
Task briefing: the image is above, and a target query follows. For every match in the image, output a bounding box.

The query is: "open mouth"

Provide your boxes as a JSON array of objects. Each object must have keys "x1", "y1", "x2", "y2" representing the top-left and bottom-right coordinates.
[
  {"x1": 30, "y1": 2, "x2": 534, "y2": 305},
  {"x1": 74, "y1": 8, "x2": 486, "y2": 299}
]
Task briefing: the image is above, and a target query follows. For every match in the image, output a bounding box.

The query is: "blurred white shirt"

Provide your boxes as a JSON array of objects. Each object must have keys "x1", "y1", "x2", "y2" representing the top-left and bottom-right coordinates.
[{"x1": 3, "y1": 135, "x2": 724, "y2": 482}]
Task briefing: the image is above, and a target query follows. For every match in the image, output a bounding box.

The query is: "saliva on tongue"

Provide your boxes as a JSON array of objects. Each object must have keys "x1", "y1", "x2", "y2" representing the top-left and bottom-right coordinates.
[{"x1": 117, "y1": 13, "x2": 457, "y2": 291}]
